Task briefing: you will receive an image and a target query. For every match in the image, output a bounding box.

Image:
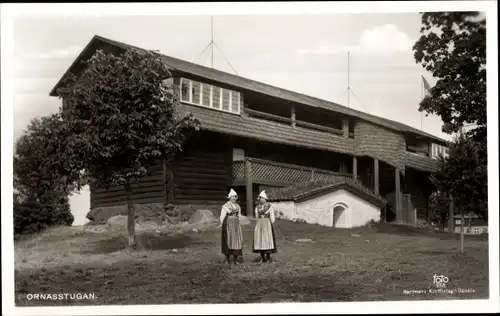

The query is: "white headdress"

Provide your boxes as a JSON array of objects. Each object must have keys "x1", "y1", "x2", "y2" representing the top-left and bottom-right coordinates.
[
  {"x1": 227, "y1": 188, "x2": 238, "y2": 198},
  {"x1": 258, "y1": 190, "x2": 268, "y2": 200}
]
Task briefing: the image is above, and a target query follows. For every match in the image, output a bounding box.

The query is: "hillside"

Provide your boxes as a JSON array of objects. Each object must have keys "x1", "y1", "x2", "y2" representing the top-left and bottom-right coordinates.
[{"x1": 15, "y1": 220, "x2": 489, "y2": 305}]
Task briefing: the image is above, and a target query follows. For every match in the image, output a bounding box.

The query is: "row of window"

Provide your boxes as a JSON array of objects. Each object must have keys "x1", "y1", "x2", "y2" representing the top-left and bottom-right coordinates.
[
  {"x1": 180, "y1": 78, "x2": 241, "y2": 114},
  {"x1": 431, "y1": 143, "x2": 449, "y2": 160}
]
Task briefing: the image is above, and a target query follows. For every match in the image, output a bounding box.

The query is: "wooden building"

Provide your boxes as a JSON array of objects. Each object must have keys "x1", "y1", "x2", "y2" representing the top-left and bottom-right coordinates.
[{"x1": 49, "y1": 35, "x2": 449, "y2": 224}]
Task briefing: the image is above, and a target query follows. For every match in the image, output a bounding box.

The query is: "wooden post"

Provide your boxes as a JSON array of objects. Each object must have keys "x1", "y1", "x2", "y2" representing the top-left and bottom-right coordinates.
[
  {"x1": 374, "y1": 158, "x2": 379, "y2": 195},
  {"x1": 395, "y1": 168, "x2": 401, "y2": 223},
  {"x1": 352, "y1": 156, "x2": 357, "y2": 182},
  {"x1": 448, "y1": 197, "x2": 454, "y2": 232},
  {"x1": 342, "y1": 119, "x2": 349, "y2": 138},
  {"x1": 311, "y1": 169, "x2": 315, "y2": 181},
  {"x1": 460, "y1": 206, "x2": 465, "y2": 254},
  {"x1": 244, "y1": 158, "x2": 253, "y2": 217},
  {"x1": 163, "y1": 158, "x2": 168, "y2": 204},
  {"x1": 291, "y1": 105, "x2": 296, "y2": 127}
]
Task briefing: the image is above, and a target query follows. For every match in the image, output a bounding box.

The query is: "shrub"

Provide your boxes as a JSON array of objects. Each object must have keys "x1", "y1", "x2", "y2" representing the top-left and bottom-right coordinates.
[{"x1": 14, "y1": 195, "x2": 74, "y2": 239}]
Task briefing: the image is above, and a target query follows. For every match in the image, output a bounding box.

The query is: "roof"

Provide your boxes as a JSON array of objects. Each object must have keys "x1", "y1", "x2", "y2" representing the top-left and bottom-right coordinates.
[
  {"x1": 49, "y1": 35, "x2": 447, "y2": 145},
  {"x1": 268, "y1": 179, "x2": 387, "y2": 208}
]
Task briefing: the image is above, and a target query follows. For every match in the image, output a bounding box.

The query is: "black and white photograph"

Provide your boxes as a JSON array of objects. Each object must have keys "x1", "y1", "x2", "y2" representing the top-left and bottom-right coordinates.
[{"x1": 1, "y1": 1, "x2": 498, "y2": 315}]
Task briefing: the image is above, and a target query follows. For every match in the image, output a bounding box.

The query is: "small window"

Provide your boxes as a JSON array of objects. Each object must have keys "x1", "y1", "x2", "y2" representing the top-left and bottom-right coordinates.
[
  {"x1": 202, "y1": 84, "x2": 211, "y2": 106},
  {"x1": 233, "y1": 148, "x2": 245, "y2": 161},
  {"x1": 180, "y1": 79, "x2": 190, "y2": 102},
  {"x1": 231, "y1": 91, "x2": 240, "y2": 113},
  {"x1": 212, "y1": 87, "x2": 221, "y2": 109},
  {"x1": 192, "y1": 81, "x2": 201, "y2": 105},
  {"x1": 222, "y1": 89, "x2": 230, "y2": 111}
]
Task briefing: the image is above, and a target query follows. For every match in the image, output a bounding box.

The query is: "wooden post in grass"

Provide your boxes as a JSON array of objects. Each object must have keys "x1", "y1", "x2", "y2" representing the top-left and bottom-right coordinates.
[
  {"x1": 244, "y1": 158, "x2": 253, "y2": 217},
  {"x1": 448, "y1": 197, "x2": 454, "y2": 232},
  {"x1": 460, "y1": 206, "x2": 465, "y2": 254},
  {"x1": 395, "y1": 168, "x2": 401, "y2": 223}
]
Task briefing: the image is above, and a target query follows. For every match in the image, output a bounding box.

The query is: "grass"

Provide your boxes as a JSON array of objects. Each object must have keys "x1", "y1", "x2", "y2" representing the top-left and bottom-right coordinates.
[{"x1": 14, "y1": 220, "x2": 489, "y2": 306}]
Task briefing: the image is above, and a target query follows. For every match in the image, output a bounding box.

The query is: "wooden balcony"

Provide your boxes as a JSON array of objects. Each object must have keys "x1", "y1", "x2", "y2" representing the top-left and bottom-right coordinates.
[
  {"x1": 244, "y1": 108, "x2": 355, "y2": 138},
  {"x1": 232, "y1": 157, "x2": 356, "y2": 187}
]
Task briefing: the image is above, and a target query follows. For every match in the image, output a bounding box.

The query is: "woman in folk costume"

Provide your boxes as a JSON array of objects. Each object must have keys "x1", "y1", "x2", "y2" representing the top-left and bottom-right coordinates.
[
  {"x1": 253, "y1": 190, "x2": 277, "y2": 263},
  {"x1": 220, "y1": 189, "x2": 244, "y2": 265}
]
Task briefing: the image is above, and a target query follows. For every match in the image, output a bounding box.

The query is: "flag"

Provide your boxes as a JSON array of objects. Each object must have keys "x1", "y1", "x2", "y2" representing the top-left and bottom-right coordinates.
[
  {"x1": 421, "y1": 75, "x2": 432, "y2": 98},
  {"x1": 419, "y1": 75, "x2": 433, "y2": 131}
]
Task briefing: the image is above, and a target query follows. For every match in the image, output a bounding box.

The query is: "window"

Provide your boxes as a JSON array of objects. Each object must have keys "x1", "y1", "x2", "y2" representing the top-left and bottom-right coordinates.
[
  {"x1": 212, "y1": 87, "x2": 221, "y2": 109},
  {"x1": 181, "y1": 79, "x2": 190, "y2": 102},
  {"x1": 233, "y1": 148, "x2": 245, "y2": 161},
  {"x1": 431, "y1": 143, "x2": 449, "y2": 160},
  {"x1": 231, "y1": 91, "x2": 240, "y2": 113},
  {"x1": 202, "y1": 84, "x2": 211, "y2": 106},
  {"x1": 192, "y1": 81, "x2": 201, "y2": 104},
  {"x1": 180, "y1": 78, "x2": 240, "y2": 114},
  {"x1": 222, "y1": 89, "x2": 230, "y2": 111}
]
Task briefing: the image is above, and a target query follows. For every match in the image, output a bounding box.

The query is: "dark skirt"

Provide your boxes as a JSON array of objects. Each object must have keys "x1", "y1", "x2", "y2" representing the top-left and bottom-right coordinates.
[
  {"x1": 221, "y1": 215, "x2": 243, "y2": 256},
  {"x1": 253, "y1": 218, "x2": 278, "y2": 253}
]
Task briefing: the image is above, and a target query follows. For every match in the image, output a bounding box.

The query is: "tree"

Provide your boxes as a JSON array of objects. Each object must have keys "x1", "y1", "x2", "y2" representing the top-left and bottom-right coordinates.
[
  {"x1": 413, "y1": 12, "x2": 486, "y2": 145},
  {"x1": 430, "y1": 133, "x2": 486, "y2": 254},
  {"x1": 14, "y1": 115, "x2": 80, "y2": 236},
  {"x1": 58, "y1": 48, "x2": 199, "y2": 247},
  {"x1": 428, "y1": 191, "x2": 451, "y2": 230},
  {"x1": 413, "y1": 12, "x2": 488, "y2": 241}
]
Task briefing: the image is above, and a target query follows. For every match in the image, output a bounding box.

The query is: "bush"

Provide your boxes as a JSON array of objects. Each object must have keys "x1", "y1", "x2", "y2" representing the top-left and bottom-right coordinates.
[{"x1": 14, "y1": 196, "x2": 74, "y2": 239}]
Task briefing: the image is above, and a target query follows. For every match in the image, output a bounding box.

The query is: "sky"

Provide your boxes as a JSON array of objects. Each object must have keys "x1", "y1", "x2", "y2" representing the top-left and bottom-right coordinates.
[{"x1": 13, "y1": 14, "x2": 453, "y2": 226}]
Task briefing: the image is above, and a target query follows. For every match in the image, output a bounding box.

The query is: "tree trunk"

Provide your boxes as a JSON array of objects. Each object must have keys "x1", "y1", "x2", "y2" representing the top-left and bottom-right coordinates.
[
  {"x1": 460, "y1": 207, "x2": 465, "y2": 254},
  {"x1": 125, "y1": 182, "x2": 136, "y2": 248}
]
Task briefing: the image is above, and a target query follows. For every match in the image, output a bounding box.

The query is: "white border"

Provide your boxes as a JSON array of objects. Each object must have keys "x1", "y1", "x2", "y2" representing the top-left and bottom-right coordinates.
[{"x1": 2, "y1": 1, "x2": 499, "y2": 315}]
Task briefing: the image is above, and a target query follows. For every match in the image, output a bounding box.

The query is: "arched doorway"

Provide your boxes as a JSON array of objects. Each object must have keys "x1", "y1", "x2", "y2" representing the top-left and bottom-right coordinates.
[{"x1": 333, "y1": 203, "x2": 349, "y2": 228}]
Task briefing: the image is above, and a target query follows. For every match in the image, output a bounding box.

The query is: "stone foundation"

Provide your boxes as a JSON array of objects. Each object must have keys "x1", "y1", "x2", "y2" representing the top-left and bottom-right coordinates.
[
  {"x1": 86, "y1": 203, "x2": 223, "y2": 225},
  {"x1": 86, "y1": 203, "x2": 165, "y2": 225}
]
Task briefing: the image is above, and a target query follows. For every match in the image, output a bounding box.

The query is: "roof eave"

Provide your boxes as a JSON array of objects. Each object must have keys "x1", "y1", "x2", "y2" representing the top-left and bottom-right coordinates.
[
  {"x1": 49, "y1": 35, "x2": 104, "y2": 97},
  {"x1": 49, "y1": 35, "x2": 448, "y2": 144}
]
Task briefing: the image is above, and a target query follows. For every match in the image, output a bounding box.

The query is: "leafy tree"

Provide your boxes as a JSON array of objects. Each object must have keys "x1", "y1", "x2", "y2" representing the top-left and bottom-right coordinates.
[
  {"x1": 58, "y1": 49, "x2": 199, "y2": 247},
  {"x1": 413, "y1": 12, "x2": 488, "y2": 241},
  {"x1": 428, "y1": 191, "x2": 451, "y2": 230},
  {"x1": 413, "y1": 12, "x2": 486, "y2": 145},
  {"x1": 430, "y1": 133, "x2": 486, "y2": 253},
  {"x1": 14, "y1": 115, "x2": 79, "y2": 236}
]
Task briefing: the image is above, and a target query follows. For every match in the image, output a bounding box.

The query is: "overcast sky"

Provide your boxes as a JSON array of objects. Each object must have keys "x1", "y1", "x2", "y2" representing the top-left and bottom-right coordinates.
[{"x1": 13, "y1": 14, "x2": 453, "y2": 225}]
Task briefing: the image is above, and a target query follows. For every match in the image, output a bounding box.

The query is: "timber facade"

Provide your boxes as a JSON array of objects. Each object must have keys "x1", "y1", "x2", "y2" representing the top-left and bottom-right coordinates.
[{"x1": 50, "y1": 35, "x2": 449, "y2": 224}]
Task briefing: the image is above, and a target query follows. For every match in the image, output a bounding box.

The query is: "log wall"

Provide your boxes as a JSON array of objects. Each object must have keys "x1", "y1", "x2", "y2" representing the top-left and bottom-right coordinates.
[{"x1": 90, "y1": 162, "x2": 165, "y2": 208}]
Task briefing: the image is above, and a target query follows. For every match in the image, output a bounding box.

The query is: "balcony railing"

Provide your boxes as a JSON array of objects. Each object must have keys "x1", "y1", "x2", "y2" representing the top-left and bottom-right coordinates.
[
  {"x1": 406, "y1": 145, "x2": 430, "y2": 157},
  {"x1": 232, "y1": 157, "x2": 356, "y2": 186},
  {"x1": 244, "y1": 108, "x2": 354, "y2": 138}
]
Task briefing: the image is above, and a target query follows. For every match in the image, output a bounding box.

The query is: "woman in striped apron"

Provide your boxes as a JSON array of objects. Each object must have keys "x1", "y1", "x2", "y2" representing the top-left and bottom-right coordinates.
[
  {"x1": 253, "y1": 190, "x2": 277, "y2": 263},
  {"x1": 220, "y1": 189, "x2": 244, "y2": 266}
]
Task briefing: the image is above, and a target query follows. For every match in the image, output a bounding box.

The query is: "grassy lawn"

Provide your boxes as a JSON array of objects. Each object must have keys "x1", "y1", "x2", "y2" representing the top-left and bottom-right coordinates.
[{"x1": 14, "y1": 220, "x2": 489, "y2": 305}]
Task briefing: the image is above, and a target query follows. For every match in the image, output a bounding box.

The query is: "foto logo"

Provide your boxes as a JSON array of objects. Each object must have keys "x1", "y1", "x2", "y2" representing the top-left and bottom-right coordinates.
[{"x1": 433, "y1": 274, "x2": 449, "y2": 288}]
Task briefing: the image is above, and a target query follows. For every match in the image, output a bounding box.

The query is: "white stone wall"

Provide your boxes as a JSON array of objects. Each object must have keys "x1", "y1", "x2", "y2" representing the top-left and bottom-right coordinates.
[
  {"x1": 293, "y1": 189, "x2": 381, "y2": 228},
  {"x1": 272, "y1": 201, "x2": 295, "y2": 220}
]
